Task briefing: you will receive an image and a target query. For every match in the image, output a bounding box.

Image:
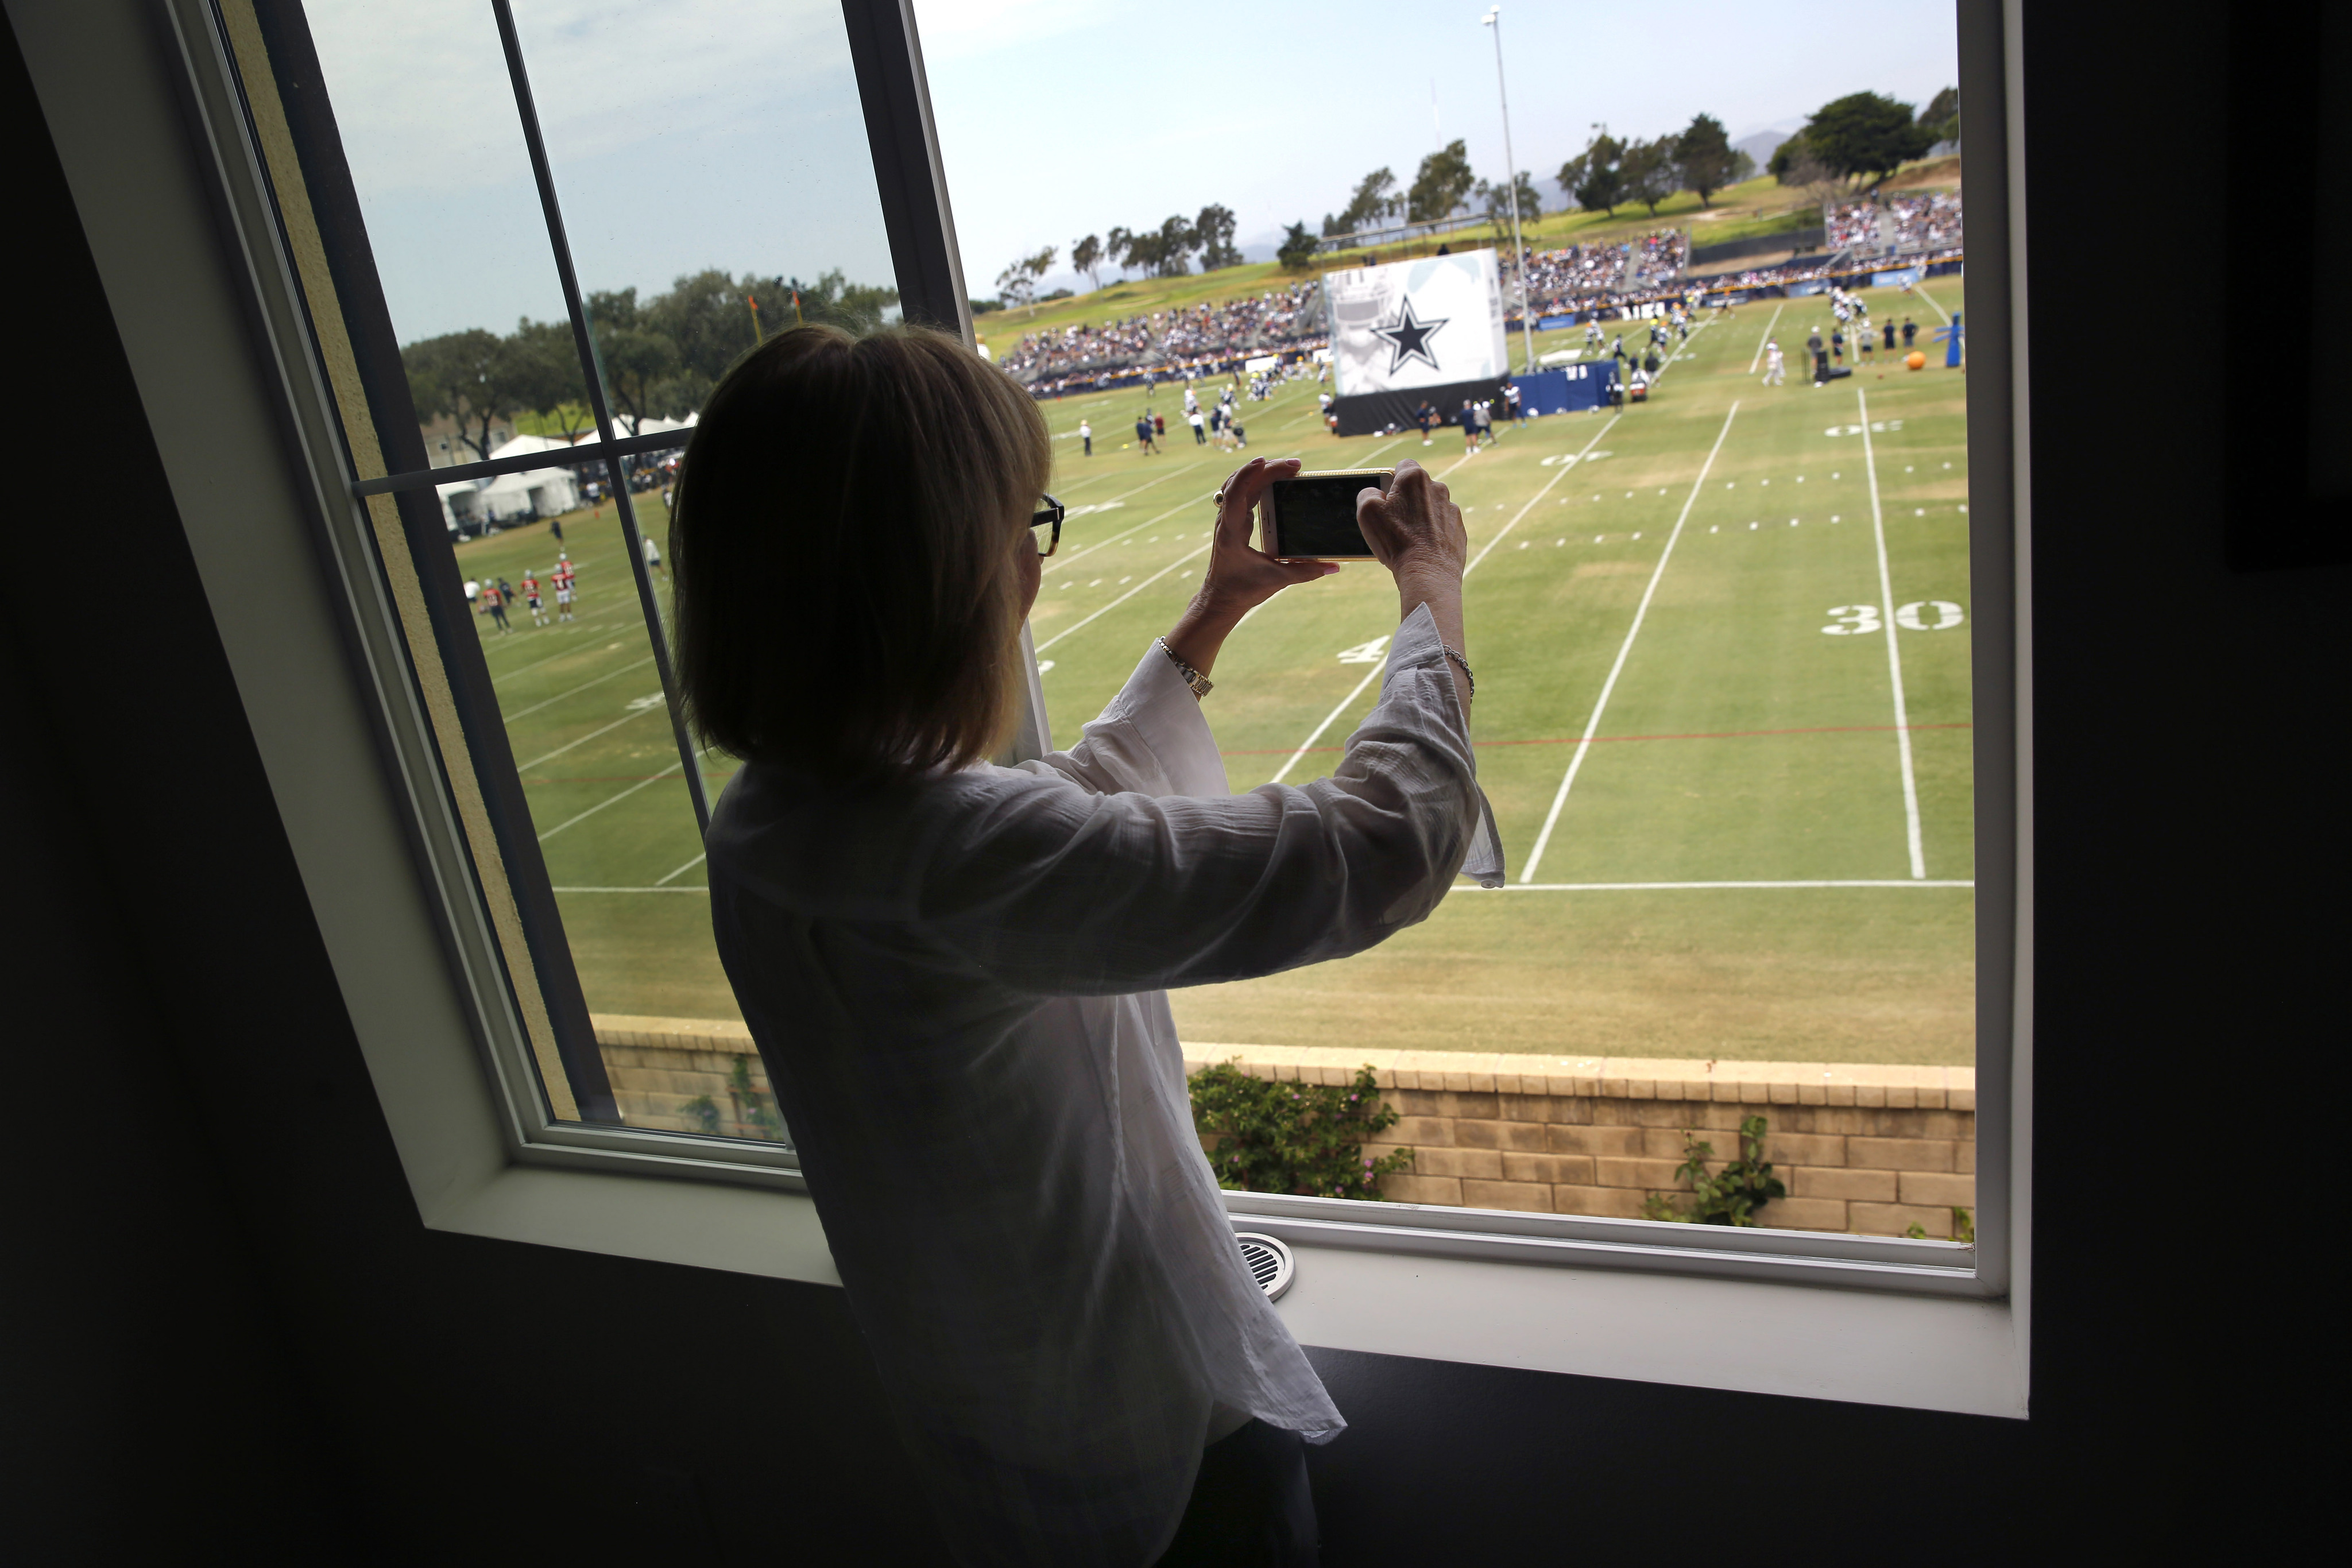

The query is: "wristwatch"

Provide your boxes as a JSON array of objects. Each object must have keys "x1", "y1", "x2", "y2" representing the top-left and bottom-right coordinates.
[{"x1": 1156, "y1": 638, "x2": 1213, "y2": 700}]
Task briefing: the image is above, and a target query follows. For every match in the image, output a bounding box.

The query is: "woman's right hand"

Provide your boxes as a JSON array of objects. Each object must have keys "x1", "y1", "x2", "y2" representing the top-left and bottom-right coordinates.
[{"x1": 1355, "y1": 460, "x2": 1467, "y2": 589}]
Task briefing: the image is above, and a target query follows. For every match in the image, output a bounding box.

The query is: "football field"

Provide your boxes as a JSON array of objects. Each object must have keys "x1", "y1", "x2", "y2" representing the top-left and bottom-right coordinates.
[{"x1": 452, "y1": 278, "x2": 1976, "y2": 1066}]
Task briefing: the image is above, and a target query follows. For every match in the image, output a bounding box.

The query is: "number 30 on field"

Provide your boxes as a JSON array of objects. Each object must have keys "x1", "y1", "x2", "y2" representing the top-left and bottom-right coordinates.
[{"x1": 1821, "y1": 601, "x2": 1964, "y2": 634}]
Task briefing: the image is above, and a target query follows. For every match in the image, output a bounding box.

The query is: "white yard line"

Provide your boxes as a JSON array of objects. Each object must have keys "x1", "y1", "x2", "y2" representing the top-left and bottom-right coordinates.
[
  {"x1": 491, "y1": 638, "x2": 607, "y2": 686},
  {"x1": 1460, "y1": 416, "x2": 1622, "y2": 576},
  {"x1": 1046, "y1": 497, "x2": 1209, "y2": 574},
  {"x1": 1747, "y1": 300, "x2": 1786, "y2": 374},
  {"x1": 1035, "y1": 544, "x2": 1211, "y2": 653},
  {"x1": 1266, "y1": 416, "x2": 1623, "y2": 786},
  {"x1": 536, "y1": 758, "x2": 683, "y2": 843},
  {"x1": 1909, "y1": 281, "x2": 1952, "y2": 326},
  {"x1": 514, "y1": 707, "x2": 660, "y2": 773},
  {"x1": 653, "y1": 851, "x2": 706, "y2": 886},
  {"x1": 501, "y1": 655, "x2": 654, "y2": 723},
  {"x1": 1519, "y1": 401, "x2": 1743, "y2": 884},
  {"x1": 1465, "y1": 879, "x2": 1975, "y2": 892},
  {"x1": 1267, "y1": 669, "x2": 1386, "y2": 785},
  {"x1": 1646, "y1": 313, "x2": 1716, "y2": 386},
  {"x1": 1858, "y1": 389, "x2": 1928, "y2": 879}
]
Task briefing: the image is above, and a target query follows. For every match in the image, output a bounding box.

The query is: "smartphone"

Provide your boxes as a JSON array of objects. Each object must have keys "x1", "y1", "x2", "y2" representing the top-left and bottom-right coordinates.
[{"x1": 1260, "y1": 469, "x2": 1394, "y2": 560}]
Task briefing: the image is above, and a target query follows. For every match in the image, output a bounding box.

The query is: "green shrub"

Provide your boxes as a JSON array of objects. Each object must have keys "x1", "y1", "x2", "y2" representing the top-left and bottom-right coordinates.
[
  {"x1": 1189, "y1": 1060, "x2": 1414, "y2": 1200},
  {"x1": 1642, "y1": 1113, "x2": 1787, "y2": 1226}
]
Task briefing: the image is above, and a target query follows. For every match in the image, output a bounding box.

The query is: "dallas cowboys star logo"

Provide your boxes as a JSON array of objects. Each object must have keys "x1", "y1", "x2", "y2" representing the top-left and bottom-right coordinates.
[{"x1": 1371, "y1": 298, "x2": 1449, "y2": 374}]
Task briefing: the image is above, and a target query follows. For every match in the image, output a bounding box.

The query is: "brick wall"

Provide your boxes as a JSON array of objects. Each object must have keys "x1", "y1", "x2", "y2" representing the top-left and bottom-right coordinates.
[{"x1": 591, "y1": 1018, "x2": 1974, "y2": 1239}]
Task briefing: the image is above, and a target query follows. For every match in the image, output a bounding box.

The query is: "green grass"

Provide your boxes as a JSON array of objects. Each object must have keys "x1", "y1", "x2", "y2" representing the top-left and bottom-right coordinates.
[{"x1": 455, "y1": 272, "x2": 1977, "y2": 1065}]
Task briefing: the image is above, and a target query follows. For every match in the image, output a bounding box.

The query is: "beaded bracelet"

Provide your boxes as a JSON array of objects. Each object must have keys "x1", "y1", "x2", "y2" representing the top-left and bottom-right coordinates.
[{"x1": 1439, "y1": 644, "x2": 1475, "y2": 699}]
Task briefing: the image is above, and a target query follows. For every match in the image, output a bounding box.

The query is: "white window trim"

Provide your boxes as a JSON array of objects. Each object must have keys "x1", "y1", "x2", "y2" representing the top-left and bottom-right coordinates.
[{"x1": 14, "y1": 0, "x2": 2029, "y2": 1420}]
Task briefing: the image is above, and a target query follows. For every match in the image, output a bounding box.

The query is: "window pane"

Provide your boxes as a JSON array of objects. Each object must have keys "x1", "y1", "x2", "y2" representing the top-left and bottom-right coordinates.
[
  {"x1": 303, "y1": 0, "x2": 593, "y2": 452},
  {"x1": 508, "y1": 0, "x2": 903, "y2": 431},
  {"x1": 483, "y1": 0, "x2": 902, "y2": 1139},
  {"x1": 920, "y1": 0, "x2": 1977, "y2": 1235}
]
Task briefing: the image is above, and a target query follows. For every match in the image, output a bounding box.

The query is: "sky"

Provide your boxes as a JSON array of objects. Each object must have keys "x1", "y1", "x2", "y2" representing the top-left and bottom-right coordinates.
[{"x1": 306, "y1": 0, "x2": 1958, "y2": 344}]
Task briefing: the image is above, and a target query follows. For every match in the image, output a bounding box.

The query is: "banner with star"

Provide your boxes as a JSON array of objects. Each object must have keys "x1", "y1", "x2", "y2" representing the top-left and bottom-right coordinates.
[{"x1": 1324, "y1": 249, "x2": 1508, "y2": 396}]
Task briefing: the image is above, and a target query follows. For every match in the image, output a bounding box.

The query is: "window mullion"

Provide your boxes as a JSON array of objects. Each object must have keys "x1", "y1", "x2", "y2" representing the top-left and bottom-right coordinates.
[{"x1": 487, "y1": 0, "x2": 711, "y2": 833}]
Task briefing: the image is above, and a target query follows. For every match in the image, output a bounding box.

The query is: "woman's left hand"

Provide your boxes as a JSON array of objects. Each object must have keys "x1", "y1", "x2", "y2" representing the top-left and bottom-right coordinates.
[{"x1": 1163, "y1": 458, "x2": 1336, "y2": 677}]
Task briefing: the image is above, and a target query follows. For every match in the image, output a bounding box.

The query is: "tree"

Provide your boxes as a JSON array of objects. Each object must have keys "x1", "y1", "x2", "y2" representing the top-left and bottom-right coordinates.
[
  {"x1": 503, "y1": 317, "x2": 594, "y2": 442},
  {"x1": 1620, "y1": 136, "x2": 1680, "y2": 216},
  {"x1": 1407, "y1": 140, "x2": 1476, "y2": 224},
  {"x1": 1071, "y1": 233, "x2": 1104, "y2": 291},
  {"x1": 1473, "y1": 171, "x2": 1541, "y2": 233},
  {"x1": 1120, "y1": 226, "x2": 1164, "y2": 276},
  {"x1": 787, "y1": 270, "x2": 898, "y2": 332},
  {"x1": 1276, "y1": 221, "x2": 1320, "y2": 272},
  {"x1": 1801, "y1": 91, "x2": 1937, "y2": 184},
  {"x1": 403, "y1": 327, "x2": 535, "y2": 461},
  {"x1": 1152, "y1": 214, "x2": 1197, "y2": 276},
  {"x1": 1104, "y1": 226, "x2": 1133, "y2": 279},
  {"x1": 1559, "y1": 130, "x2": 1626, "y2": 215},
  {"x1": 1920, "y1": 86, "x2": 1960, "y2": 148},
  {"x1": 996, "y1": 246, "x2": 1056, "y2": 313},
  {"x1": 1768, "y1": 130, "x2": 1810, "y2": 183},
  {"x1": 645, "y1": 268, "x2": 761, "y2": 388},
  {"x1": 1193, "y1": 204, "x2": 1242, "y2": 270},
  {"x1": 585, "y1": 288, "x2": 680, "y2": 436},
  {"x1": 1334, "y1": 167, "x2": 1399, "y2": 235},
  {"x1": 1778, "y1": 145, "x2": 1852, "y2": 230},
  {"x1": 1673, "y1": 113, "x2": 1738, "y2": 207}
]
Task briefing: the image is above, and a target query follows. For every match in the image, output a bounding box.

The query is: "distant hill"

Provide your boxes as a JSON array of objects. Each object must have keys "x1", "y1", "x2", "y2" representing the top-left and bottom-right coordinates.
[{"x1": 1732, "y1": 124, "x2": 1798, "y2": 172}]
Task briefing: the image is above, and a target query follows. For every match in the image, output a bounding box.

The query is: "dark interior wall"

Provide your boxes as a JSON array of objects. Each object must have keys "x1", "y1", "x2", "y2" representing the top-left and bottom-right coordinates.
[{"x1": 0, "y1": 2, "x2": 2331, "y2": 1563}]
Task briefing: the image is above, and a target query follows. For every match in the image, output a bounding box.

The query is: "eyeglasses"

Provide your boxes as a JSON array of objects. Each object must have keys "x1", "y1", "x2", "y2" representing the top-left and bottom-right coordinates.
[{"x1": 1031, "y1": 494, "x2": 1063, "y2": 557}]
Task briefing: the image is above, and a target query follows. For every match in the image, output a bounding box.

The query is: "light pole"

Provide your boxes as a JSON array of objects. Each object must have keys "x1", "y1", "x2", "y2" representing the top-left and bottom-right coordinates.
[{"x1": 1483, "y1": 6, "x2": 1535, "y2": 374}]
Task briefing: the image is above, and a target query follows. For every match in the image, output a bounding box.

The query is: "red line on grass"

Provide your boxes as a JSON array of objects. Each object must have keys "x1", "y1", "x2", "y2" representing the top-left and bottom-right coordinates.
[{"x1": 1218, "y1": 721, "x2": 1972, "y2": 759}]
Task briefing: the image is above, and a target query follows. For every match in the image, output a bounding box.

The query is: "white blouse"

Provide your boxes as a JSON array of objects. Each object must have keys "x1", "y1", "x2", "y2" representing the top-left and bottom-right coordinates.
[{"x1": 706, "y1": 604, "x2": 1501, "y2": 1567}]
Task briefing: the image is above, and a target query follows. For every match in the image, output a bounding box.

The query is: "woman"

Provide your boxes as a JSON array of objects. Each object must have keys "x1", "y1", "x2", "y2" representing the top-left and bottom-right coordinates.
[{"x1": 672, "y1": 325, "x2": 1499, "y2": 1567}]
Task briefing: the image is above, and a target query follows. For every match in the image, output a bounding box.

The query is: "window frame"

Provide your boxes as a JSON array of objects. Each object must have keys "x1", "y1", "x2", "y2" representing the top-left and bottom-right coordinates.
[{"x1": 37, "y1": 0, "x2": 2028, "y2": 1416}]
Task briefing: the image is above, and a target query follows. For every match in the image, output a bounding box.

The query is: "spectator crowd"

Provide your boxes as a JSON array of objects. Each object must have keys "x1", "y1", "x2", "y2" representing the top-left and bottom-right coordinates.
[
  {"x1": 1515, "y1": 230, "x2": 1690, "y2": 319},
  {"x1": 1825, "y1": 192, "x2": 1964, "y2": 254},
  {"x1": 1000, "y1": 281, "x2": 1329, "y2": 390}
]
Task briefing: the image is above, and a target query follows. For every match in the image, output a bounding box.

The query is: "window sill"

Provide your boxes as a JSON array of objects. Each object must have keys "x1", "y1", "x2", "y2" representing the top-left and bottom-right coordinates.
[{"x1": 423, "y1": 1155, "x2": 2025, "y2": 1419}]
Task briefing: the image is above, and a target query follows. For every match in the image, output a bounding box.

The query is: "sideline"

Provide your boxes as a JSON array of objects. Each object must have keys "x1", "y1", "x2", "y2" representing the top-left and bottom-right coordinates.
[
  {"x1": 1857, "y1": 389, "x2": 1927, "y2": 879},
  {"x1": 1520, "y1": 401, "x2": 1742, "y2": 882},
  {"x1": 1264, "y1": 414, "x2": 1623, "y2": 787}
]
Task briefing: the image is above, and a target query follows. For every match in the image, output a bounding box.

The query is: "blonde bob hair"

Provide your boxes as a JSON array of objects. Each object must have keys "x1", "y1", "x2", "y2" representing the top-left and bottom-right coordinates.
[{"x1": 669, "y1": 324, "x2": 1051, "y2": 781}]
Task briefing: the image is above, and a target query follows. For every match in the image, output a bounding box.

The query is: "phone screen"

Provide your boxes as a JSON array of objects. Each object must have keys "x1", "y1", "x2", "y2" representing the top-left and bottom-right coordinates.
[{"x1": 1267, "y1": 473, "x2": 1384, "y2": 558}]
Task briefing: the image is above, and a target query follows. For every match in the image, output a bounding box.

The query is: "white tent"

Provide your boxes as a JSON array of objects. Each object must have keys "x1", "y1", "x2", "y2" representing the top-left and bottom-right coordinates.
[
  {"x1": 438, "y1": 433, "x2": 587, "y2": 531},
  {"x1": 624, "y1": 413, "x2": 697, "y2": 442}
]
